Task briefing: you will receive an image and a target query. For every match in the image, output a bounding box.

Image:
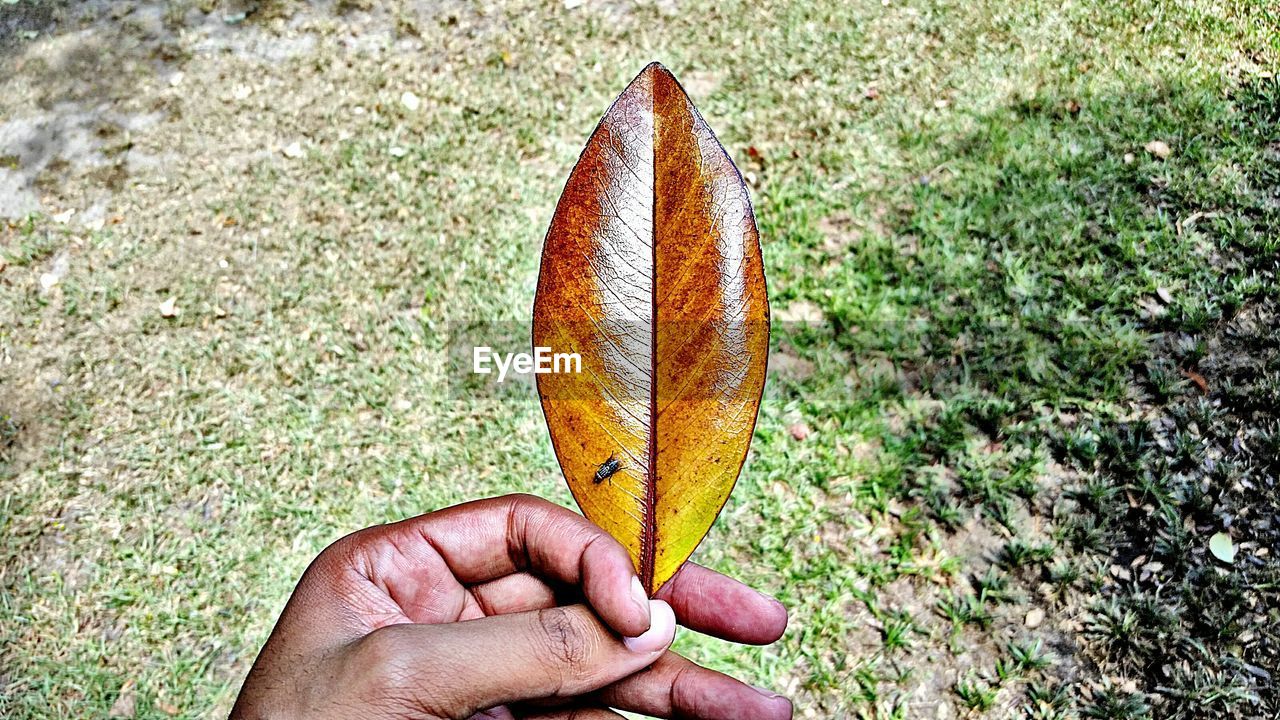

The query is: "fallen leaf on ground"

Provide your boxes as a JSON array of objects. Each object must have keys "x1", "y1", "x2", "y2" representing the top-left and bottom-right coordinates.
[
  {"x1": 1025, "y1": 608, "x2": 1045, "y2": 628},
  {"x1": 1181, "y1": 368, "x2": 1209, "y2": 394},
  {"x1": 1144, "y1": 140, "x2": 1171, "y2": 159},
  {"x1": 1209, "y1": 532, "x2": 1236, "y2": 564},
  {"x1": 109, "y1": 680, "x2": 136, "y2": 718},
  {"x1": 39, "y1": 252, "x2": 70, "y2": 291}
]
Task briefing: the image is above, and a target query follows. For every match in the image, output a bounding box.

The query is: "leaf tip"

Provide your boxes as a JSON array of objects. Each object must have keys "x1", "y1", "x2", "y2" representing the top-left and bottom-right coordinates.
[{"x1": 639, "y1": 60, "x2": 677, "y2": 85}]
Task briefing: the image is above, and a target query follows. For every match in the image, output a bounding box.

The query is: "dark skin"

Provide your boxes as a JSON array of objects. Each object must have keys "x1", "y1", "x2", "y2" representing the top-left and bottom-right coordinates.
[{"x1": 230, "y1": 494, "x2": 793, "y2": 720}]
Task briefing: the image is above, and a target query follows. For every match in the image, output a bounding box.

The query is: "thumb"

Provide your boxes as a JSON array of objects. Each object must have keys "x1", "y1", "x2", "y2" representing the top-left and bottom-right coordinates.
[{"x1": 355, "y1": 600, "x2": 675, "y2": 717}]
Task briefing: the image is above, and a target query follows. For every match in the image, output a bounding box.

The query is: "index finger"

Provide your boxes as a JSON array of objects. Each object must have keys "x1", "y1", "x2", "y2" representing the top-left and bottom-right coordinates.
[
  {"x1": 399, "y1": 493, "x2": 652, "y2": 637},
  {"x1": 657, "y1": 562, "x2": 788, "y2": 645}
]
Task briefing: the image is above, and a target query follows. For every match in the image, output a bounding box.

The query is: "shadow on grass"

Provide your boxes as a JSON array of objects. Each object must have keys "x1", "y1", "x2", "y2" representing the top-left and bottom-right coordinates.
[{"x1": 810, "y1": 75, "x2": 1280, "y2": 717}]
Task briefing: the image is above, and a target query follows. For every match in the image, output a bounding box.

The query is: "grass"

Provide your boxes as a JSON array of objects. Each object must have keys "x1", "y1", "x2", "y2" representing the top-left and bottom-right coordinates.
[{"x1": 1, "y1": 0, "x2": 1278, "y2": 718}]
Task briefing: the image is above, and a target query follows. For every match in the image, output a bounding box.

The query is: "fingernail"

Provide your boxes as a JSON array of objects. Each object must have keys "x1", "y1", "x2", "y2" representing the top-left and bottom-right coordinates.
[
  {"x1": 623, "y1": 599, "x2": 674, "y2": 654},
  {"x1": 750, "y1": 684, "x2": 785, "y2": 701},
  {"x1": 630, "y1": 576, "x2": 651, "y2": 628},
  {"x1": 759, "y1": 590, "x2": 786, "y2": 613},
  {"x1": 750, "y1": 685, "x2": 792, "y2": 716}
]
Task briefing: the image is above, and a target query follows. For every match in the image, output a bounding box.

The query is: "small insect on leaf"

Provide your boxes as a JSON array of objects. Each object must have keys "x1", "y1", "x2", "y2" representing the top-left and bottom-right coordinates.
[
  {"x1": 593, "y1": 454, "x2": 622, "y2": 484},
  {"x1": 533, "y1": 62, "x2": 769, "y2": 595}
]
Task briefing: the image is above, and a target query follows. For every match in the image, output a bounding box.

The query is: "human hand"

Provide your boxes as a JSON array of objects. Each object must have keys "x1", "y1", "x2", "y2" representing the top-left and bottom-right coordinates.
[{"x1": 229, "y1": 494, "x2": 792, "y2": 720}]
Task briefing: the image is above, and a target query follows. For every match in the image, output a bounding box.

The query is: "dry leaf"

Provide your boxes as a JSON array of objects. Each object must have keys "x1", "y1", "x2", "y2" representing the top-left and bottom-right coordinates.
[
  {"x1": 1144, "y1": 140, "x2": 1171, "y2": 159},
  {"x1": 1181, "y1": 368, "x2": 1208, "y2": 395},
  {"x1": 39, "y1": 252, "x2": 70, "y2": 290},
  {"x1": 788, "y1": 423, "x2": 811, "y2": 441},
  {"x1": 108, "y1": 680, "x2": 136, "y2": 718},
  {"x1": 1025, "y1": 608, "x2": 1045, "y2": 628},
  {"x1": 534, "y1": 63, "x2": 768, "y2": 594},
  {"x1": 1209, "y1": 532, "x2": 1236, "y2": 564}
]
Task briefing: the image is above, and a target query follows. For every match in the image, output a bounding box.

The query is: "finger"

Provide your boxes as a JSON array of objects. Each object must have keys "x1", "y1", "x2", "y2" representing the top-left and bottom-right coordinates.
[
  {"x1": 469, "y1": 572, "x2": 558, "y2": 616},
  {"x1": 357, "y1": 600, "x2": 676, "y2": 717},
  {"x1": 598, "y1": 651, "x2": 792, "y2": 720},
  {"x1": 402, "y1": 494, "x2": 652, "y2": 636},
  {"x1": 519, "y1": 708, "x2": 625, "y2": 720},
  {"x1": 657, "y1": 563, "x2": 788, "y2": 644}
]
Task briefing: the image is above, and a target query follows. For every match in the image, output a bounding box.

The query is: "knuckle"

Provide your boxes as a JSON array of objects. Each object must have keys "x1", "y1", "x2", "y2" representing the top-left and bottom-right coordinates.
[
  {"x1": 534, "y1": 607, "x2": 596, "y2": 671},
  {"x1": 355, "y1": 626, "x2": 413, "y2": 682},
  {"x1": 668, "y1": 665, "x2": 705, "y2": 717},
  {"x1": 505, "y1": 492, "x2": 548, "y2": 515},
  {"x1": 354, "y1": 627, "x2": 455, "y2": 717}
]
